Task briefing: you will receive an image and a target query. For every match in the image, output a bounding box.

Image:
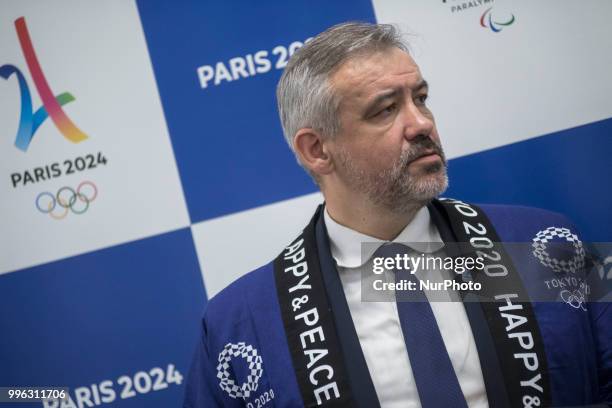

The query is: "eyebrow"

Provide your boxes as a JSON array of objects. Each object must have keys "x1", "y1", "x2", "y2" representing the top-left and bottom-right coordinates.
[
  {"x1": 363, "y1": 79, "x2": 429, "y2": 117},
  {"x1": 415, "y1": 79, "x2": 429, "y2": 92}
]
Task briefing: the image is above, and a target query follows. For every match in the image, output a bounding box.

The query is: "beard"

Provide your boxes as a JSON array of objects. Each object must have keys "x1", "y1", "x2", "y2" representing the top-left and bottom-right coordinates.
[{"x1": 335, "y1": 134, "x2": 449, "y2": 214}]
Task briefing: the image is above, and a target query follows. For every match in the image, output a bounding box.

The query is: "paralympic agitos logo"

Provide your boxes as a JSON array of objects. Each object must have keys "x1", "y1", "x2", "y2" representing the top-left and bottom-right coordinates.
[
  {"x1": 441, "y1": 1, "x2": 516, "y2": 33},
  {"x1": 1, "y1": 17, "x2": 88, "y2": 152},
  {"x1": 480, "y1": 7, "x2": 516, "y2": 32}
]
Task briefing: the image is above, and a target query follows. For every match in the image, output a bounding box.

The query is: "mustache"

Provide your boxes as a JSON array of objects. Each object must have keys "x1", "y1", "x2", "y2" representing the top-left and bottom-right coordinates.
[{"x1": 400, "y1": 135, "x2": 446, "y2": 166}]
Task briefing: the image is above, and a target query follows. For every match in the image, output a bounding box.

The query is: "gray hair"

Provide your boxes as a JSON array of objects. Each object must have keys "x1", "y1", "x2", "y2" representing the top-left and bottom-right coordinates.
[{"x1": 276, "y1": 22, "x2": 408, "y2": 156}]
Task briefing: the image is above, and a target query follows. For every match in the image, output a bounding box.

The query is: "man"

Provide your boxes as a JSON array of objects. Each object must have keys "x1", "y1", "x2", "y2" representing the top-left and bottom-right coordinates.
[{"x1": 184, "y1": 22, "x2": 610, "y2": 407}]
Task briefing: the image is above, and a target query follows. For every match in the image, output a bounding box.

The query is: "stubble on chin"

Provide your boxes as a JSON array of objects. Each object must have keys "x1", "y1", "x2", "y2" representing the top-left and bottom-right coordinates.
[{"x1": 335, "y1": 142, "x2": 449, "y2": 215}]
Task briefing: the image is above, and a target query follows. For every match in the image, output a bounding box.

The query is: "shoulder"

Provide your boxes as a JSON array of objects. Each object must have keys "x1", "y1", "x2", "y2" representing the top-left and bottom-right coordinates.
[
  {"x1": 477, "y1": 203, "x2": 568, "y2": 221},
  {"x1": 203, "y1": 261, "x2": 278, "y2": 329},
  {"x1": 475, "y1": 202, "x2": 581, "y2": 242}
]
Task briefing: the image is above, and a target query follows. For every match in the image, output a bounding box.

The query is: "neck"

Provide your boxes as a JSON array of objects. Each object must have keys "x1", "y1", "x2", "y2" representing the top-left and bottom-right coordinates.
[{"x1": 324, "y1": 190, "x2": 424, "y2": 241}]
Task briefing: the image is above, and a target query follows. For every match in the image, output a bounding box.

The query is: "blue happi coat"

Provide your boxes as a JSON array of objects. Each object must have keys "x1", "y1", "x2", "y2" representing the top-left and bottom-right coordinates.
[{"x1": 184, "y1": 201, "x2": 611, "y2": 408}]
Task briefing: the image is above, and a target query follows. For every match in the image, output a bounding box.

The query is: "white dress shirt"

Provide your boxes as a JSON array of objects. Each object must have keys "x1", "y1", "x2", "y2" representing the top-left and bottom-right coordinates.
[{"x1": 324, "y1": 207, "x2": 489, "y2": 408}]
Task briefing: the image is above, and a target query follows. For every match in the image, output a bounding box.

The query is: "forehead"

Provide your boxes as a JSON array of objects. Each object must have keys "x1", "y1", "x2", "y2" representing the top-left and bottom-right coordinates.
[{"x1": 330, "y1": 48, "x2": 422, "y2": 103}]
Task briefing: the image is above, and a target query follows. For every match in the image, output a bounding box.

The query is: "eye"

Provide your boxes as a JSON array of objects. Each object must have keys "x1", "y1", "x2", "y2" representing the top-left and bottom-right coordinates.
[
  {"x1": 375, "y1": 103, "x2": 397, "y2": 117},
  {"x1": 416, "y1": 94, "x2": 428, "y2": 106}
]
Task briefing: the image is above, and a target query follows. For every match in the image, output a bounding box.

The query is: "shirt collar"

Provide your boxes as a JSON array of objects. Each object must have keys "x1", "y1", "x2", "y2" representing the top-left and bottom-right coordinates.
[{"x1": 324, "y1": 206, "x2": 444, "y2": 269}]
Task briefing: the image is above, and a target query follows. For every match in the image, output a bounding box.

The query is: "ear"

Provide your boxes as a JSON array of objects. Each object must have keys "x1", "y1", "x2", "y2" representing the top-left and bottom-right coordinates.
[{"x1": 293, "y1": 128, "x2": 334, "y2": 176}]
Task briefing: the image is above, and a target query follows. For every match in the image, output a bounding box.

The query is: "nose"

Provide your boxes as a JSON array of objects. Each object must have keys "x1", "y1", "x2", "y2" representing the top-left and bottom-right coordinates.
[{"x1": 402, "y1": 102, "x2": 434, "y2": 141}]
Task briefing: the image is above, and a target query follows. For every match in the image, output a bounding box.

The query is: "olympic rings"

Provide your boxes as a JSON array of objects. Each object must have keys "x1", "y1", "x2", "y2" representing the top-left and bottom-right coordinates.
[
  {"x1": 560, "y1": 289, "x2": 587, "y2": 311},
  {"x1": 35, "y1": 181, "x2": 98, "y2": 219},
  {"x1": 57, "y1": 186, "x2": 77, "y2": 208}
]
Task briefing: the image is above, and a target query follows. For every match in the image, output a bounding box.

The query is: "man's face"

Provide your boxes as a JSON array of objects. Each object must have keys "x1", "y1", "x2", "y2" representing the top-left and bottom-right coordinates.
[{"x1": 328, "y1": 47, "x2": 448, "y2": 212}]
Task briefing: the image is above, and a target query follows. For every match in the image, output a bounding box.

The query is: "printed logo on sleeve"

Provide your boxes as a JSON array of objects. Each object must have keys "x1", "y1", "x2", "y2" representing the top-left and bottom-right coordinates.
[
  {"x1": 533, "y1": 226, "x2": 589, "y2": 311},
  {"x1": 532, "y1": 227, "x2": 585, "y2": 274},
  {"x1": 216, "y1": 342, "x2": 263, "y2": 399}
]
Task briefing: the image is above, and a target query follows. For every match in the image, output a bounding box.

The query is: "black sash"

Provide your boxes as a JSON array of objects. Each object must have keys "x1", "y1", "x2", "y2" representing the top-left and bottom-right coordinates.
[
  {"x1": 273, "y1": 206, "x2": 356, "y2": 407},
  {"x1": 274, "y1": 199, "x2": 551, "y2": 407},
  {"x1": 434, "y1": 199, "x2": 551, "y2": 408}
]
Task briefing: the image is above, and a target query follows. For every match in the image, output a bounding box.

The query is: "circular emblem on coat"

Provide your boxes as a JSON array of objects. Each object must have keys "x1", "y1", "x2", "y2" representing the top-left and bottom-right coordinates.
[
  {"x1": 560, "y1": 289, "x2": 587, "y2": 311},
  {"x1": 216, "y1": 342, "x2": 263, "y2": 399},
  {"x1": 532, "y1": 227, "x2": 585, "y2": 273}
]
